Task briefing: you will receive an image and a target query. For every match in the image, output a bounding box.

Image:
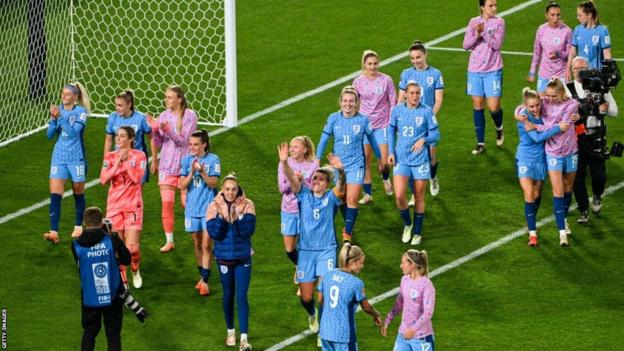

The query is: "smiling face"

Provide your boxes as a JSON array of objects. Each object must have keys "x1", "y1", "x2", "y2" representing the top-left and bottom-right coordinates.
[
  {"x1": 545, "y1": 86, "x2": 564, "y2": 103},
  {"x1": 188, "y1": 136, "x2": 206, "y2": 157},
  {"x1": 61, "y1": 87, "x2": 78, "y2": 106},
  {"x1": 400, "y1": 254, "x2": 415, "y2": 275},
  {"x1": 222, "y1": 179, "x2": 239, "y2": 202},
  {"x1": 311, "y1": 170, "x2": 330, "y2": 194},
  {"x1": 363, "y1": 55, "x2": 380, "y2": 75},
  {"x1": 576, "y1": 7, "x2": 591, "y2": 25},
  {"x1": 525, "y1": 97, "x2": 541, "y2": 117},
  {"x1": 289, "y1": 138, "x2": 307, "y2": 161},
  {"x1": 405, "y1": 84, "x2": 421, "y2": 107},
  {"x1": 409, "y1": 49, "x2": 427, "y2": 70},
  {"x1": 340, "y1": 91, "x2": 357, "y2": 117},
  {"x1": 349, "y1": 255, "x2": 365, "y2": 274}
]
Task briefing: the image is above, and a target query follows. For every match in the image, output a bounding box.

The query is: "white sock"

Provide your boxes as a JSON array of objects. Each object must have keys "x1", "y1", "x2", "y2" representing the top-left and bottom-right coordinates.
[
  {"x1": 240, "y1": 333, "x2": 248, "y2": 342},
  {"x1": 559, "y1": 230, "x2": 567, "y2": 236},
  {"x1": 227, "y1": 328, "x2": 235, "y2": 336},
  {"x1": 529, "y1": 231, "x2": 537, "y2": 237},
  {"x1": 165, "y1": 233, "x2": 174, "y2": 242}
]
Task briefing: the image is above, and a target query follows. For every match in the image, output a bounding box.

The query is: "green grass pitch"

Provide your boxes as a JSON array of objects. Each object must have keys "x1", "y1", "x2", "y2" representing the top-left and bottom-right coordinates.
[{"x1": 1, "y1": 0, "x2": 624, "y2": 350}]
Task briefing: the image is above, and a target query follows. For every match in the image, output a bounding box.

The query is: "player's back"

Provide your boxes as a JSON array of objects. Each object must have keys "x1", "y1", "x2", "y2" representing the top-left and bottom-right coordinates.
[{"x1": 319, "y1": 269, "x2": 364, "y2": 344}]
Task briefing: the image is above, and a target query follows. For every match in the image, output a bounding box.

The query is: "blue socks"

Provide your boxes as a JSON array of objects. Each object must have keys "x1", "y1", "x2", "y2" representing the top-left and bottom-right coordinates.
[
  {"x1": 524, "y1": 202, "x2": 537, "y2": 232},
  {"x1": 363, "y1": 183, "x2": 372, "y2": 196},
  {"x1": 300, "y1": 298, "x2": 316, "y2": 317},
  {"x1": 286, "y1": 249, "x2": 298, "y2": 265},
  {"x1": 344, "y1": 207, "x2": 358, "y2": 235},
  {"x1": 413, "y1": 212, "x2": 425, "y2": 235},
  {"x1": 382, "y1": 170, "x2": 390, "y2": 181},
  {"x1": 564, "y1": 192, "x2": 572, "y2": 217},
  {"x1": 199, "y1": 267, "x2": 211, "y2": 283},
  {"x1": 430, "y1": 162, "x2": 438, "y2": 179},
  {"x1": 534, "y1": 196, "x2": 542, "y2": 216},
  {"x1": 399, "y1": 209, "x2": 412, "y2": 227},
  {"x1": 473, "y1": 109, "x2": 486, "y2": 144},
  {"x1": 553, "y1": 196, "x2": 566, "y2": 230},
  {"x1": 408, "y1": 179, "x2": 415, "y2": 196},
  {"x1": 49, "y1": 193, "x2": 62, "y2": 232},
  {"x1": 73, "y1": 193, "x2": 85, "y2": 226},
  {"x1": 491, "y1": 109, "x2": 504, "y2": 129}
]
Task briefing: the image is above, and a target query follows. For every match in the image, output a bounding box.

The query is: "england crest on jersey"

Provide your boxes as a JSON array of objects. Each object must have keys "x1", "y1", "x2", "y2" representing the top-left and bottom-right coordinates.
[
  {"x1": 592, "y1": 35, "x2": 599, "y2": 44},
  {"x1": 426, "y1": 76, "x2": 434, "y2": 86},
  {"x1": 375, "y1": 86, "x2": 383, "y2": 95},
  {"x1": 553, "y1": 36, "x2": 561, "y2": 45},
  {"x1": 322, "y1": 196, "x2": 329, "y2": 207},
  {"x1": 415, "y1": 116, "x2": 424, "y2": 126},
  {"x1": 352, "y1": 124, "x2": 360, "y2": 134},
  {"x1": 410, "y1": 289, "x2": 419, "y2": 300}
]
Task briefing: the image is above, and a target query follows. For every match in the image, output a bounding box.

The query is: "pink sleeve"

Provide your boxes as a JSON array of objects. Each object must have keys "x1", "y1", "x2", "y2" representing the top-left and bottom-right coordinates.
[
  {"x1": 561, "y1": 28, "x2": 573, "y2": 60},
  {"x1": 484, "y1": 19, "x2": 505, "y2": 51},
  {"x1": 124, "y1": 152, "x2": 146, "y2": 184},
  {"x1": 463, "y1": 19, "x2": 479, "y2": 50},
  {"x1": 278, "y1": 162, "x2": 290, "y2": 194},
  {"x1": 164, "y1": 110, "x2": 197, "y2": 147},
  {"x1": 100, "y1": 153, "x2": 119, "y2": 184},
  {"x1": 384, "y1": 288, "x2": 404, "y2": 326},
  {"x1": 530, "y1": 28, "x2": 542, "y2": 75},
  {"x1": 387, "y1": 76, "x2": 397, "y2": 106},
  {"x1": 412, "y1": 282, "x2": 436, "y2": 331}
]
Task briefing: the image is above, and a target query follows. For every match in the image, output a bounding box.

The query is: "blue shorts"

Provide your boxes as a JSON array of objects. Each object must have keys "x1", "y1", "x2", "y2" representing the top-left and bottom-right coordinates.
[
  {"x1": 516, "y1": 159, "x2": 547, "y2": 181},
  {"x1": 281, "y1": 211, "x2": 299, "y2": 236},
  {"x1": 321, "y1": 339, "x2": 356, "y2": 351},
  {"x1": 393, "y1": 334, "x2": 435, "y2": 351},
  {"x1": 49, "y1": 162, "x2": 86, "y2": 182},
  {"x1": 184, "y1": 216, "x2": 206, "y2": 232},
  {"x1": 537, "y1": 76, "x2": 566, "y2": 93},
  {"x1": 393, "y1": 163, "x2": 430, "y2": 180},
  {"x1": 345, "y1": 167, "x2": 365, "y2": 185},
  {"x1": 296, "y1": 248, "x2": 336, "y2": 283},
  {"x1": 467, "y1": 69, "x2": 503, "y2": 97},
  {"x1": 363, "y1": 127, "x2": 389, "y2": 146},
  {"x1": 547, "y1": 153, "x2": 578, "y2": 173}
]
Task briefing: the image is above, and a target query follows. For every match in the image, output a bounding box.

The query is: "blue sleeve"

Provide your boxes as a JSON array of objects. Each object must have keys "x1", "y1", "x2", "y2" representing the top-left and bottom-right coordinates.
[
  {"x1": 209, "y1": 155, "x2": 221, "y2": 177},
  {"x1": 527, "y1": 125, "x2": 561, "y2": 143},
  {"x1": 435, "y1": 70, "x2": 444, "y2": 89},
  {"x1": 105, "y1": 114, "x2": 115, "y2": 134},
  {"x1": 600, "y1": 26, "x2": 611, "y2": 49},
  {"x1": 365, "y1": 121, "x2": 381, "y2": 158},
  {"x1": 571, "y1": 26, "x2": 580, "y2": 47},
  {"x1": 398, "y1": 70, "x2": 408, "y2": 91},
  {"x1": 180, "y1": 157, "x2": 190, "y2": 176},
  {"x1": 206, "y1": 216, "x2": 228, "y2": 241},
  {"x1": 424, "y1": 112, "x2": 440, "y2": 145},
  {"x1": 388, "y1": 110, "x2": 397, "y2": 156},
  {"x1": 59, "y1": 116, "x2": 85, "y2": 138},
  {"x1": 46, "y1": 119, "x2": 58, "y2": 139},
  {"x1": 140, "y1": 116, "x2": 152, "y2": 134},
  {"x1": 354, "y1": 278, "x2": 366, "y2": 303},
  {"x1": 317, "y1": 117, "x2": 334, "y2": 159},
  {"x1": 235, "y1": 214, "x2": 256, "y2": 239}
]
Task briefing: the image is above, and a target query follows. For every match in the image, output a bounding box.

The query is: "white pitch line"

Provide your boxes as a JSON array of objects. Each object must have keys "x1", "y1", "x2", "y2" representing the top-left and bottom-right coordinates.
[
  {"x1": 265, "y1": 180, "x2": 624, "y2": 351},
  {"x1": 0, "y1": 0, "x2": 544, "y2": 225},
  {"x1": 428, "y1": 46, "x2": 624, "y2": 62}
]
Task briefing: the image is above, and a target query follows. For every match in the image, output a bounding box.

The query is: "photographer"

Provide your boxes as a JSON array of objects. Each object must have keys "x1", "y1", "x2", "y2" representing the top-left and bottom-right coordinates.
[
  {"x1": 72, "y1": 207, "x2": 130, "y2": 351},
  {"x1": 566, "y1": 56, "x2": 618, "y2": 223}
]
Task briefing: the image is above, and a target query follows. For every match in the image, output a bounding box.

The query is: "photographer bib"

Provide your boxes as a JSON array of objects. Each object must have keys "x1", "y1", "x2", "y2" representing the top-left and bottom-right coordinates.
[{"x1": 73, "y1": 235, "x2": 121, "y2": 307}]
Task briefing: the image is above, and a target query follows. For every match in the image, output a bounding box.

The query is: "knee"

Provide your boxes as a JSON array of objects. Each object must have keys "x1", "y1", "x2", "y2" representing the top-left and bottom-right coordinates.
[{"x1": 126, "y1": 244, "x2": 140, "y2": 255}]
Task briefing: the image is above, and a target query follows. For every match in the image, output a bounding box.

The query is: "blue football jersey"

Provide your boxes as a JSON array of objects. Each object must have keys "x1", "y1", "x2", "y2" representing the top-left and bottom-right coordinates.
[
  {"x1": 47, "y1": 104, "x2": 88, "y2": 164},
  {"x1": 318, "y1": 269, "x2": 366, "y2": 344},
  {"x1": 296, "y1": 187, "x2": 340, "y2": 251},
  {"x1": 572, "y1": 24, "x2": 611, "y2": 69},
  {"x1": 180, "y1": 153, "x2": 221, "y2": 217},
  {"x1": 319, "y1": 111, "x2": 374, "y2": 169},
  {"x1": 515, "y1": 108, "x2": 560, "y2": 162},
  {"x1": 105, "y1": 110, "x2": 152, "y2": 153},
  {"x1": 389, "y1": 102, "x2": 440, "y2": 166},
  {"x1": 399, "y1": 66, "x2": 444, "y2": 108}
]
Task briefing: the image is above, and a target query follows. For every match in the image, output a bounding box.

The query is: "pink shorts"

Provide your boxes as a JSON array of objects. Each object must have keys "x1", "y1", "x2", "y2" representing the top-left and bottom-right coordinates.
[
  {"x1": 158, "y1": 174, "x2": 180, "y2": 187},
  {"x1": 109, "y1": 210, "x2": 143, "y2": 231}
]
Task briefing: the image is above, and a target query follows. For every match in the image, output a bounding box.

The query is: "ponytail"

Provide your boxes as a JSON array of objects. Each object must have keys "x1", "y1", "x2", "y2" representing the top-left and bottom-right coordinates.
[
  {"x1": 405, "y1": 249, "x2": 429, "y2": 275},
  {"x1": 338, "y1": 243, "x2": 364, "y2": 269}
]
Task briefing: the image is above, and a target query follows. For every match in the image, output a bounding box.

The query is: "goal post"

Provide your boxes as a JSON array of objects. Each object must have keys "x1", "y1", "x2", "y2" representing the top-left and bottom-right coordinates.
[{"x1": 0, "y1": 0, "x2": 238, "y2": 148}]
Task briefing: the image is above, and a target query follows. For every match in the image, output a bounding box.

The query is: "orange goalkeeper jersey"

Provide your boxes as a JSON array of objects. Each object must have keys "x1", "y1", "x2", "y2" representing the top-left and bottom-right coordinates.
[{"x1": 100, "y1": 149, "x2": 147, "y2": 213}]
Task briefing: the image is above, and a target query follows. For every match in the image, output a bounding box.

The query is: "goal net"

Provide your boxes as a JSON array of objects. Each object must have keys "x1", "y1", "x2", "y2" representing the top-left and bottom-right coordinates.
[{"x1": 0, "y1": 0, "x2": 237, "y2": 147}]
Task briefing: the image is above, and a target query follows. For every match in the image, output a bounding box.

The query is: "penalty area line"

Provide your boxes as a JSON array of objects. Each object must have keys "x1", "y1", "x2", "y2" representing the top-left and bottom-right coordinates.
[{"x1": 265, "y1": 180, "x2": 624, "y2": 351}]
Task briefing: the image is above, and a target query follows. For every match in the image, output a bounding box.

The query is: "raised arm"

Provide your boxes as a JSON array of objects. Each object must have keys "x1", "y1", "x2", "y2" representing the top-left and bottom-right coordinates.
[
  {"x1": 164, "y1": 111, "x2": 197, "y2": 147},
  {"x1": 328, "y1": 153, "x2": 345, "y2": 198},
  {"x1": 124, "y1": 152, "x2": 146, "y2": 184},
  {"x1": 278, "y1": 142, "x2": 302, "y2": 193},
  {"x1": 483, "y1": 20, "x2": 505, "y2": 51},
  {"x1": 463, "y1": 19, "x2": 480, "y2": 50},
  {"x1": 100, "y1": 153, "x2": 121, "y2": 184}
]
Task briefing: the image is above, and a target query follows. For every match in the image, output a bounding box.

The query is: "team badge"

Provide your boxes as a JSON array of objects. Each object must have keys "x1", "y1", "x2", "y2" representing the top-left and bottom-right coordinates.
[
  {"x1": 215, "y1": 164, "x2": 221, "y2": 173},
  {"x1": 605, "y1": 36, "x2": 611, "y2": 45},
  {"x1": 519, "y1": 166, "x2": 528, "y2": 174},
  {"x1": 375, "y1": 86, "x2": 383, "y2": 95},
  {"x1": 204, "y1": 164, "x2": 210, "y2": 173},
  {"x1": 140, "y1": 161, "x2": 146, "y2": 169},
  {"x1": 432, "y1": 115, "x2": 438, "y2": 125},
  {"x1": 426, "y1": 76, "x2": 434, "y2": 86},
  {"x1": 487, "y1": 28, "x2": 494, "y2": 36},
  {"x1": 322, "y1": 197, "x2": 329, "y2": 207},
  {"x1": 130, "y1": 160, "x2": 136, "y2": 168},
  {"x1": 221, "y1": 265, "x2": 229, "y2": 274},
  {"x1": 549, "y1": 158, "x2": 557, "y2": 167},
  {"x1": 410, "y1": 289, "x2": 419, "y2": 300},
  {"x1": 592, "y1": 35, "x2": 599, "y2": 44},
  {"x1": 415, "y1": 116, "x2": 423, "y2": 126},
  {"x1": 51, "y1": 166, "x2": 57, "y2": 175},
  {"x1": 572, "y1": 155, "x2": 578, "y2": 167},
  {"x1": 439, "y1": 76, "x2": 444, "y2": 86},
  {"x1": 352, "y1": 125, "x2": 360, "y2": 133},
  {"x1": 553, "y1": 37, "x2": 561, "y2": 45},
  {"x1": 102, "y1": 161, "x2": 108, "y2": 169},
  {"x1": 69, "y1": 115, "x2": 76, "y2": 124},
  {"x1": 79, "y1": 113, "x2": 87, "y2": 121},
  {"x1": 297, "y1": 271, "x2": 304, "y2": 279}
]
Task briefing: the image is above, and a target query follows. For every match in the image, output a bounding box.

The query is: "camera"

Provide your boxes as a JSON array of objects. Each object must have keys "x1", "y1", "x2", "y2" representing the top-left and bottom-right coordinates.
[{"x1": 576, "y1": 60, "x2": 622, "y2": 159}]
